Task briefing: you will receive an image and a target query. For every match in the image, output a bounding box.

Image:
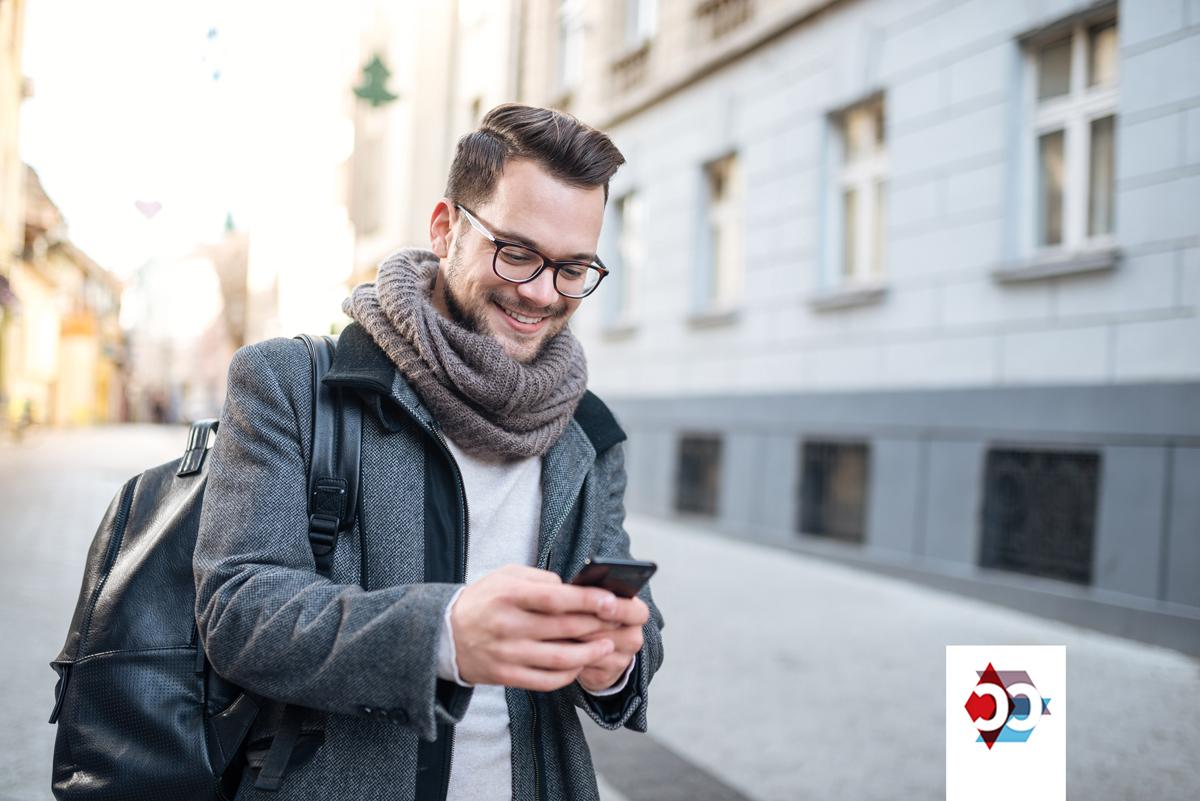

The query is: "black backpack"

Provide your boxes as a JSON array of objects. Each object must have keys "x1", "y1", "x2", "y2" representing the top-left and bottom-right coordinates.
[{"x1": 48, "y1": 334, "x2": 363, "y2": 799}]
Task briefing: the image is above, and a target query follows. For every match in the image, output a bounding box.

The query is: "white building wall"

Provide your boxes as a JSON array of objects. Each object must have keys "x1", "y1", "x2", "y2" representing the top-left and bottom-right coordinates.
[{"x1": 571, "y1": 0, "x2": 1200, "y2": 396}]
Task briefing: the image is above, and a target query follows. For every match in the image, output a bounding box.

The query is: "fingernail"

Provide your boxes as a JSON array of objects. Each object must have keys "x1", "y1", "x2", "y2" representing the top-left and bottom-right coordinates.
[{"x1": 599, "y1": 598, "x2": 616, "y2": 615}]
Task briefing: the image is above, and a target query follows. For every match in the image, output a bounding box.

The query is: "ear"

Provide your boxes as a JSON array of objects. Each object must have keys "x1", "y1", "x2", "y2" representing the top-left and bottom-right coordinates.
[{"x1": 429, "y1": 199, "x2": 455, "y2": 259}]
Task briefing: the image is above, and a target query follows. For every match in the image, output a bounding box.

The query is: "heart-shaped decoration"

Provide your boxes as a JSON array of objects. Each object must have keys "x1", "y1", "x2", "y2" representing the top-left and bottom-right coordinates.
[{"x1": 135, "y1": 200, "x2": 162, "y2": 219}]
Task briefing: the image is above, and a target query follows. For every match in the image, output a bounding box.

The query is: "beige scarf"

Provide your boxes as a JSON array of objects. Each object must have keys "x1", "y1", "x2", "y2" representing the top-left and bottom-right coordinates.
[{"x1": 341, "y1": 248, "x2": 588, "y2": 462}]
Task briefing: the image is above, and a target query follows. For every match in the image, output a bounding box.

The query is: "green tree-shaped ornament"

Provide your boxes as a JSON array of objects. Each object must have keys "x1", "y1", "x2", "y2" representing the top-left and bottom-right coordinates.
[{"x1": 354, "y1": 53, "x2": 398, "y2": 107}]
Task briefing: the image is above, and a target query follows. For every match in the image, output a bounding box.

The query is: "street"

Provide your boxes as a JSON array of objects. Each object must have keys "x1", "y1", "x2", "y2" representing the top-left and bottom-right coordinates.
[{"x1": 2, "y1": 426, "x2": 1197, "y2": 801}]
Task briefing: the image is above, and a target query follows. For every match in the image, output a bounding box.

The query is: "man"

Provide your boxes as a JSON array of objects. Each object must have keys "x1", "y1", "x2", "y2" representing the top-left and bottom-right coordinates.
[{"x1": 193, "y1": 103, "x2": 665, "y2": 801}]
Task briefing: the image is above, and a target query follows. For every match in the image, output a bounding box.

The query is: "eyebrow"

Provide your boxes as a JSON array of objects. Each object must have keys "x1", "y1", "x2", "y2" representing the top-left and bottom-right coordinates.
[{"x1": 490, "y1": 225, "x2": 596, "y2": 263}]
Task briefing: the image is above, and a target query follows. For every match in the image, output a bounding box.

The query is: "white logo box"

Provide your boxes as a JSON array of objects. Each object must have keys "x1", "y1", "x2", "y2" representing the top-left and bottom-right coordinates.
[{"x1": 946, "y1": 645, "x2": 1066, "y2": 801}]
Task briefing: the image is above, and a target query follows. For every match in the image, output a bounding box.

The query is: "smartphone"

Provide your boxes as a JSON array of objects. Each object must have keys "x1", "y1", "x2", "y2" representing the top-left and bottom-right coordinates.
[{"x1": 569, "y1": 556, "x2": 657, "y2": 599}]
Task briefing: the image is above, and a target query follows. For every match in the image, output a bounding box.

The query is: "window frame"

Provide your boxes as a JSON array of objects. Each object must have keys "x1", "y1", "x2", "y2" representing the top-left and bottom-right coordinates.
[
  {"x1": 1021, "y1": 14, "x2": 1119, "y2": 257},
  {"x1": 674, "y1": 433, "x2": 723, "y2": 517},
  {"x1": 693, "y1": 151, "x2": 745, "y2": 315},
  {"x1": 822, "y1": 92, "x2": 889, "y2": 291},
  {"x1": 555, "y1": 0, "x2": 586, "y2": 94},
  {"x1": 623, "y1": 0, "x2": 657, "y2": 49},
  {"x1": 602, "y1": 188, "x2": 646, "y2": 329},
  {"x1": 796, "y1": 439, "x2": 872, "y2": 544}
]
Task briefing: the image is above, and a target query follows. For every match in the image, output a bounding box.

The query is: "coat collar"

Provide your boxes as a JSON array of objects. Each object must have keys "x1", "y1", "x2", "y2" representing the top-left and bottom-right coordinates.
[
  {"x1": 323, "y1": 322, "x2": 627, "y2": 455},
  {"x1": 324, "y1": 322, "x2": 621, "y2": 569}
]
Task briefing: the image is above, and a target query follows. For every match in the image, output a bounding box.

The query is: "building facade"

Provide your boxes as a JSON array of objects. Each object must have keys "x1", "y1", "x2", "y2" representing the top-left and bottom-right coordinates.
[
  {"x1": 0, "y1": 0, "x2": 27, "y2": 425},
  {"x1": 2, "y1": 165, "x2": 125, "y2": 427},
  {"x1": 506, "y1": 0, "x2": 1200, "y2": 651}
]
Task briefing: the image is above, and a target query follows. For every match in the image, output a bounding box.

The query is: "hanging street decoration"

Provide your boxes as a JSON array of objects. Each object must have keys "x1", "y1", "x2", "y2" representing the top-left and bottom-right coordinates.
[{"x1": 353, "y1": 53, "x2": 399, "y2": 108}]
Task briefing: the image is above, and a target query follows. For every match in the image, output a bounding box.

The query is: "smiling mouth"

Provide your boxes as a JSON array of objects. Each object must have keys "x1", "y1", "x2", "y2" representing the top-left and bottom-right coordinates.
[{"x1": 494, "y1": 301, "x2": 550, "y2": 328}]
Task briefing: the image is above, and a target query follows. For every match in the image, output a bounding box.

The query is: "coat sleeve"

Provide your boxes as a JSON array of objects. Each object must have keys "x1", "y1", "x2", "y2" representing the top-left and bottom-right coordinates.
[
  {"x1": 193, "y1": 340, "x2": 471, "y2": 742},
  {"x1": 566, "y1": 441, "x2": 665, "y2": 732}
]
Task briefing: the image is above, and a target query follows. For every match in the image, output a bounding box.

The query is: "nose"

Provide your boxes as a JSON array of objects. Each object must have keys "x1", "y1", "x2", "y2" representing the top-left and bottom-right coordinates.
[{"x1": 515, "y1": 265, "x2": 559, "y2": 309}]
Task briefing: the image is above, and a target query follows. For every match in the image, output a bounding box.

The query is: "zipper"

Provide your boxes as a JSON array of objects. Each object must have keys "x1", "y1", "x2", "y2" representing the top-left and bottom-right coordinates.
[
  {"x1": 426, "y1": 419, "x2": 470, "y2": 589},
  {"x1": 425, "y1": 417, "x2": 469, "y2": 801},
  {"x1": 77, "y1": 475, "x2": 139, "y2": 656},
  {"x1": 530, "y1": 692, "x2": 542, "y2": 801},
  {"x1": 362, "y1": 388, "x2": 470, "y2": 801}
]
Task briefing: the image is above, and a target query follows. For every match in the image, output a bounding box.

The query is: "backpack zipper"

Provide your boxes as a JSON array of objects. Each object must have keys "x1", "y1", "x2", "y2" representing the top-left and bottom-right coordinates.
[
  {"x1": 51, "y1": 474, "x2": 139, "y2": 725},
  {"x1": 77, "y1": 474, "x2": 139, "y2": 657}
]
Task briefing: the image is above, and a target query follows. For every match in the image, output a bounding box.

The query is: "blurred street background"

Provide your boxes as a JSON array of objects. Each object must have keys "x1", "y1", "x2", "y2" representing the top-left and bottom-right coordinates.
[{"x1": 1, "y1": 0, "x2": 1198, "y2": 799}]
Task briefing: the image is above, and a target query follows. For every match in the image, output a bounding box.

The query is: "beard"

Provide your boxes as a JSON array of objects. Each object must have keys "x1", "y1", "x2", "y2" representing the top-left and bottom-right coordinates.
[{"x1": 441, "y1": 249, "x2": 569, "y2": 363}]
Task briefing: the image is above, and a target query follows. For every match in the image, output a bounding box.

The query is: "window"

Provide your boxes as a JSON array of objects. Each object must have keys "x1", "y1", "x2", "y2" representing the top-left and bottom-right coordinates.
[
  {"x1": 675, "y1": 435, "x2": 722, "y2": 516},
  {"x1": 801, "y1": 443, "x2": 868, "y2": 544},
  {"x1": 624, "y1": 0, "x2": 657, "y2": 48},
  {"x1": 556, "y1": 0, "x2": 585, "y2": 94},
  {"x1": 695, "y1": 0, "x2": 753, "y2": 39},
  {"x1": 834, "y1": 97, "x2": 887, "y2": 284},
  {"x1": 604, "y1": 190, "x2": 645, "y2": 326},
  {"x1": 980, "y1": 449, "x2": 1099, "y2": 585},
  {"x1": 1028, "y1": 18, "x2": 1118, "y2": 251},
  {"x1": 698, "y1": 153, "x2": 744, "y2": 312},
  {"x1": 798, "y1": 441, "x2": 870, "y2": 543}
]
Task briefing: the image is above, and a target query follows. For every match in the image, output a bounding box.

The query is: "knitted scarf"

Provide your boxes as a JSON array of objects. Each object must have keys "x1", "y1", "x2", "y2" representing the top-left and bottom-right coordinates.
[{"x1": 341, "y1": 247, "x2": 588, "y2": 462}]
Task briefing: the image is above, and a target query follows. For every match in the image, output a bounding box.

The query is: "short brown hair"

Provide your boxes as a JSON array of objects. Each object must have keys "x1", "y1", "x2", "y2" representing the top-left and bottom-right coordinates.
[{"x1": 444, "y1": 103, "x2": 625, "y2": 210}]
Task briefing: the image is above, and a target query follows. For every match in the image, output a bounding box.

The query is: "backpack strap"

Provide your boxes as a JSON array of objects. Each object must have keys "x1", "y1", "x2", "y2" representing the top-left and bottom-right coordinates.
[
  {"x1": 301, "y1": 334, "x2": 362, "y2": 576},
  {"x1": 254, "y1": 333, "x2": 363, "y2": 792}
]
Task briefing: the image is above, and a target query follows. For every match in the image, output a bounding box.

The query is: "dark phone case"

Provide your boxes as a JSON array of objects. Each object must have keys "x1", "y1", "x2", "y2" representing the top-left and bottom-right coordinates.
[{"x1": 570, "y1": 558, "x2": 657, "y2": 598}]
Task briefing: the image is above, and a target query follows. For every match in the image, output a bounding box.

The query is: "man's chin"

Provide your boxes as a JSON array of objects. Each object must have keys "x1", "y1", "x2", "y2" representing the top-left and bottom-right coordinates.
[{"x1": 494, "y1": 330, "x2": 544, "y2": 363}]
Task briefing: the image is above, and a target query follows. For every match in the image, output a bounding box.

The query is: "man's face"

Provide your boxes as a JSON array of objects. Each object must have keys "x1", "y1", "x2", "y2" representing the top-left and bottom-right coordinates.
[{"x1": 431, "y1": 159, "x2": 605, "y2": 363}]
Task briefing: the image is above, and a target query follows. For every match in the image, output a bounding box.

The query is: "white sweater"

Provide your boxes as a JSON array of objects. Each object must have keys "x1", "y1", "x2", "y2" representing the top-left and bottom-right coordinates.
[{"x1": 435, "y1": 436, "x2": 632, "y2": 800}]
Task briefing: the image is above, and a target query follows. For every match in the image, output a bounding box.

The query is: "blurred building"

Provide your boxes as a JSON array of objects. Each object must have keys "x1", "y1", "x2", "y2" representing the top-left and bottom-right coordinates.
[
  {"x1": 2, "y1": 165, "x2": 125, "y2": 426},
  {"x1": 120, "y1": 224, "x2": 246, "y2": 423},
  {"x1": 498, "y1": 0, "x2": 1198, "y2": 649},
  {"x1": 3, "y1": 0, "x2": 125, "y2": 428},
  {"x1": 345, "y1": 0, "x2": 522, "y2": 285},
  {"x1": 0, "y1": 0, "x2": 27, "y2": 423}
]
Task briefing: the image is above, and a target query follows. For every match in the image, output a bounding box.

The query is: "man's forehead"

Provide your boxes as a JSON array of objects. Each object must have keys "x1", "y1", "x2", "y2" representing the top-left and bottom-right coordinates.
[{"x1": 482, "y1": 161, "x2": 605, "y2": 260}]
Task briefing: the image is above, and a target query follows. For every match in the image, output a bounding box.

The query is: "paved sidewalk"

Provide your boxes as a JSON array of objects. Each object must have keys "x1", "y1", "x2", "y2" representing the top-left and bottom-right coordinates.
[
  {"x1": 587, "y1": 513, "x2": 1200, "y2": 800},
  {"x1": 3, "y1": 426, "x2": 1197, "y2": 800}
]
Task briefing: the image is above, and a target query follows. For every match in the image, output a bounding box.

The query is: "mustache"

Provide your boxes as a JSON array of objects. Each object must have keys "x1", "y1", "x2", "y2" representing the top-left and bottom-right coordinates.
[{"x1": 488, "y1": 292, "x2": 566, "y2": 319}]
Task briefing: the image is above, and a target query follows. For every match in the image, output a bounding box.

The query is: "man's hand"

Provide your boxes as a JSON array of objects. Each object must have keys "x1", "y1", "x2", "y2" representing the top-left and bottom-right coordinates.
[
  {"x1": 574, "y1": 596, "x2": 649, "y2": 693},
  {"x1": 450, "y1": 565, "x2": 625, "y2": 692}
]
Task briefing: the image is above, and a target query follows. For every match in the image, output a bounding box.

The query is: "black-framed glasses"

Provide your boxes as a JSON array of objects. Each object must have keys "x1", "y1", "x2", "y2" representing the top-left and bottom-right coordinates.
[{"x1": 454, "y1": 203, "x2": 608, "y2": 299}]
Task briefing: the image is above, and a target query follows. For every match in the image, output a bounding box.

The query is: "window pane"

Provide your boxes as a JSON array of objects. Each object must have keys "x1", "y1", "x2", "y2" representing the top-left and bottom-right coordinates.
[
  {"x1": 1088, "y1": 21, "x2": 1118, "y2": 88},
  {"x1": 1037, "y1": 36, "x2": 1072, "y2": 101},
  {"x1": 1038, "y1": 130, "x2": 1065, "y2": 247},
  {"x1": 798, "y1": 442, "x2": 870, "y2": 543},
  {"x1": 844, "y1": 101, "x2": 880, "y2": 162},
  {"x1": 1089, "y1": 115, "x2": 1115, "y2": 237},
  {"x1": 842, "y1": 188, "x2": 858, "y2": 278},
  {"x1": 675, "y1": 435, "x2": 722, "y2": 516},
  {"x1": 557, "y1": 0, "x2": 582, "y2": 90},
  {"x1": 706, "y1": 154, "x2": 742, "y2": 307},
  {"x1": 872, "y1": 180, "x2": 886, "y2": 276},
  {"x1": 625, "y1": 0, "x2": 657, "y2": 45},
  {"x1": 980, "y1": 449, "x2": 1099, "y2": 585},
  {"x1": 615, "y1": 192, "x2": 643, "y2": 316}
]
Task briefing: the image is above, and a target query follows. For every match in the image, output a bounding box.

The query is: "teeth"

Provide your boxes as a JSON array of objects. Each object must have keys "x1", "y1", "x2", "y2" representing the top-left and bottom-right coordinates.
[{"x1": 501, "y1": 306, "x2": 544, "y2": 325}]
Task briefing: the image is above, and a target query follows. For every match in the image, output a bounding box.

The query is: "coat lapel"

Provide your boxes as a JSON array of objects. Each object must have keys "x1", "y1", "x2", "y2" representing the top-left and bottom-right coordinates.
[
  {"x1": 536, "y1": 419, "x2": 595, "y2": 569},
  {"x1": 326, "y1": 322, "x2": 598, "y2": 571}
]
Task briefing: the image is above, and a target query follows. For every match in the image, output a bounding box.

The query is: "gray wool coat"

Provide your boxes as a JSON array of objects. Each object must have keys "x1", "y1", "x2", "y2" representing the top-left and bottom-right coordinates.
[{"x1": 192, "y1": 324, "x2": 665, "y2": 801}]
